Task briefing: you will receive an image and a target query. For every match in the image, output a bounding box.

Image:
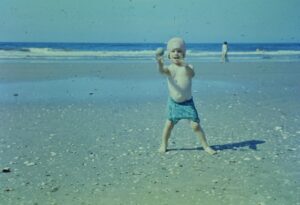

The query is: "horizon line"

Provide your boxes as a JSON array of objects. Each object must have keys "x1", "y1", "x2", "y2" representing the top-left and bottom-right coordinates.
[{"x1": 0, "y1": 41, "x2": 299, "y2": 44}]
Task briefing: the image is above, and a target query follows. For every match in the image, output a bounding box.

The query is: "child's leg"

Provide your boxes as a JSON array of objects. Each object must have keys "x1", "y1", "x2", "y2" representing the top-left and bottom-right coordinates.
[
  {"x1": 190, "y1": 121, "x2": 217, "y2": 155},
  {"x1": 158, "y1": 120, "x2": 174, "y2": 153}
]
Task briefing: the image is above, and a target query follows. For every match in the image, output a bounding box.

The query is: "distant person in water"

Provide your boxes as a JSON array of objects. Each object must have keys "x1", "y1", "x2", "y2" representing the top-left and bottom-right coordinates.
[
  {"x1": 221, "y1": 41, "x2": 229, "y2": 63},
  {"x1": 155, "y1": 37, "x2": 216, "y2": 155}
]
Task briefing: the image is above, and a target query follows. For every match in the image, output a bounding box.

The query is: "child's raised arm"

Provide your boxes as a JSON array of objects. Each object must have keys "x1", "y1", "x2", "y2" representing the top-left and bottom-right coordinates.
[
  {"x1": 155, "y1": 48, "x2": 170, "y2": 75},
  {"x1": 156, "y1": 57, "x2": 170, "y2": 75}
]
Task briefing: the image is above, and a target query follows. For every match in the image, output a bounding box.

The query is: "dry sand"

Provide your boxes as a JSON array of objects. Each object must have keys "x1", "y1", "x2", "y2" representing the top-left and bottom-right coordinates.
[{"x1": 0, "y1": 62, "x2": 299, "y2": 205}]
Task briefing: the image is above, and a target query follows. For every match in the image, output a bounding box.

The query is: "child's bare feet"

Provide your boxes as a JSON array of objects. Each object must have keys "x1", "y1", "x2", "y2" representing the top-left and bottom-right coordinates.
[
  {"x1": 158, "y1": 144, "x2": 167, "y2": 153},
  {"x1": 204, "y1": 146, "x2": 217, "y2": 155}
]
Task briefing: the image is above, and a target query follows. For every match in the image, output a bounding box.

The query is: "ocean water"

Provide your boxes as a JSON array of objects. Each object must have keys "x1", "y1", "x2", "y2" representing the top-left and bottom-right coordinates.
[{"x1": 0, "y1": 42, "x2": 300, "y2": 63}]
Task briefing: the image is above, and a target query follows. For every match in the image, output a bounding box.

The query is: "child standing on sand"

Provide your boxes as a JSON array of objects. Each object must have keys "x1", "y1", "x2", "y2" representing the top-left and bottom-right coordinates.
[{"x1": 155, "y1": 37, "x2": 216, "y2": 155}]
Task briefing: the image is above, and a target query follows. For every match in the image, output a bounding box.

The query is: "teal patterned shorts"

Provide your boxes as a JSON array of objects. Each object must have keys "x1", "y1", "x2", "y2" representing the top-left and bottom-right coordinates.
[{"x1": 167, "y1": 97, "x2": 200, "y2": 124}]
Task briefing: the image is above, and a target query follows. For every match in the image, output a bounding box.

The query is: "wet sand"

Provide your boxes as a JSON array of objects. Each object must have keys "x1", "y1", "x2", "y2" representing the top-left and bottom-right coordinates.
[{"x1": 0, "y1": 62, "x2": 300, "y2": 205}]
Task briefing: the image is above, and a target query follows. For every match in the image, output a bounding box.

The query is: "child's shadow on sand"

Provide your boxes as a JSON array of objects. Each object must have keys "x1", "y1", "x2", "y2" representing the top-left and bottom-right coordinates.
[{"x1": 168, "y1": 140, "x2": 266, "y2": 152}]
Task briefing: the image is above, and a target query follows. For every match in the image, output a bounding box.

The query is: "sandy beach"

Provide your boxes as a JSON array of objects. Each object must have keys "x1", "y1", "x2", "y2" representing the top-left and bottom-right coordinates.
[{"x1": 0, "y1": 61, "x2": 299, "y2": 205}]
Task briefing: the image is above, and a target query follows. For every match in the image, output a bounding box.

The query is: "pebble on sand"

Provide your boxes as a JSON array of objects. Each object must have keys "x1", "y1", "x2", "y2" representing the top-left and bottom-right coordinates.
[
  {"x1": 24, "y1": 161, "x2": 36, "y2": 166},
  {"x1": 274, "y1": 126, "x2": 282, "y2": 131},
  {"x1": 2, "y1": 167, "x2": 11, "y2": 173},
  {"x1": 50, "y1": 152, "x2": 57, "y2": 157}
]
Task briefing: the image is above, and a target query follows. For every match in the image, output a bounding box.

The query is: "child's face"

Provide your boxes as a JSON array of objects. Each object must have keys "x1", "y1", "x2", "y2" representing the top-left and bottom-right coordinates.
[{"x1": 169, "y1": 48, "x2": 185, "y2": 65}]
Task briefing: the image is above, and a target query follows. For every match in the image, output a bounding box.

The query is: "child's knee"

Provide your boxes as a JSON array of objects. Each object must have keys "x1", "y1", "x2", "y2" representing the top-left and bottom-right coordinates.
[
  {"x1": 190, "y1": 121, "x2": 200, "y2": 131},
  {"x1": 165, "y1": 120, "x2": 174, "y2": 129}
]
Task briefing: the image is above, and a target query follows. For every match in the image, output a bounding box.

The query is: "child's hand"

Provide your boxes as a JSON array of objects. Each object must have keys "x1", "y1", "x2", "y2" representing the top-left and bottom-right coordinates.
[
  {"x1": 155, "y1": 47, "x2": 164, "y2": 56},
  {"x1": 156, "y1": 56, "x2": 164, "y2": 64},
  {"x1": 155, "y1": 47, "x2": 164, "y2": 62}
]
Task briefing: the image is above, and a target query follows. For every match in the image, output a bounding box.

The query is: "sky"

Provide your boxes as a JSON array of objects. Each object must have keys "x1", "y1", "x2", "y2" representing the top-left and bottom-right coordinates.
[{"x1": 1, "y1": 0, "x2": 300, "y2": 43}]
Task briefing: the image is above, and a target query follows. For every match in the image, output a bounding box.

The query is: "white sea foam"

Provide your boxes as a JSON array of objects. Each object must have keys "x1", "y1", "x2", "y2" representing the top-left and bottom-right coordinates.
[
  {"x1": 187, "y1": 50, "x2": 300, "y2": 56},
  {"x1": 0, "y1": 48, "x2": 154, "y2": 58},
  {"x1": 0, "y1": 47, "x2": 300, "y2": 62}
]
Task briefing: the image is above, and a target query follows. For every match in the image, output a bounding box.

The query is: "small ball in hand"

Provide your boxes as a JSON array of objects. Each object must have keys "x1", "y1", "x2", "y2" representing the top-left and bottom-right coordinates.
[{"x1": 155, "y1": 47, "x2": 164, "y2": 56}]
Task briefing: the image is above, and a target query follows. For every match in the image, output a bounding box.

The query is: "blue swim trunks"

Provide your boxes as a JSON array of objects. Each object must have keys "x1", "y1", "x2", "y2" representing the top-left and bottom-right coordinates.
[{"x1": 167, "y1": 97, "x2": 200, "y2": 124}]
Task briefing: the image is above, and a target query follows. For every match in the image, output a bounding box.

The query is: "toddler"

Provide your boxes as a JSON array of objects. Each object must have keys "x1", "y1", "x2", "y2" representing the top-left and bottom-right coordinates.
[{"x1": 156, "y1": 37, "x2": 216, "y2": 155}]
